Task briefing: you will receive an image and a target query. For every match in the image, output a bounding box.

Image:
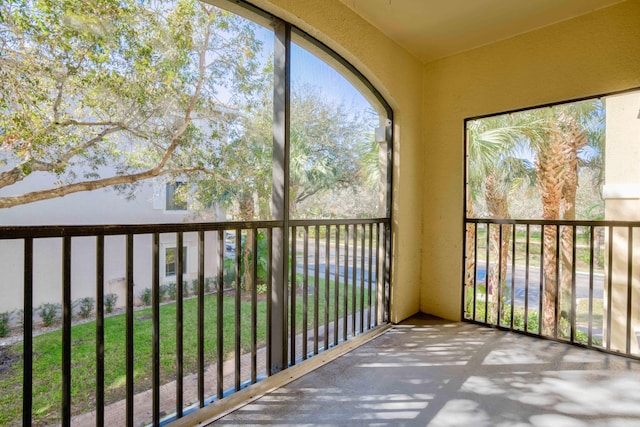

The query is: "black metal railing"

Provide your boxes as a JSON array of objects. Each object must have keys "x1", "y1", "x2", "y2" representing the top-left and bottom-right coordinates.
[
  {"x1": 0, "y1": 218, "x2": 390, "y2": 427},
  {"x1": 463, "y1": 218, "x2": 640, "y2": 360}
]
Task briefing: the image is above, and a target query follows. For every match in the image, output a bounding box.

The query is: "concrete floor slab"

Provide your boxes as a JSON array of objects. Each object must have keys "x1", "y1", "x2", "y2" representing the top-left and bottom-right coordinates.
[{"x1": 211, "y1": 314, "x2": 640, "y2": 426}]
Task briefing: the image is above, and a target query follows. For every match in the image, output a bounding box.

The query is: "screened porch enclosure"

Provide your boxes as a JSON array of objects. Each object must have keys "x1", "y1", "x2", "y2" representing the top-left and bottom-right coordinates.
[{"x1": 0, "y1": 0, "x2": 393, "y2": 426}]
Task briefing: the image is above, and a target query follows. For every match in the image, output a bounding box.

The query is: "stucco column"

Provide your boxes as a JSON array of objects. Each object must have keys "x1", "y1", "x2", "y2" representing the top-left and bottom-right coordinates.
[{"x1": 603, "y1": 91, "x2": 640, "y2": 353}]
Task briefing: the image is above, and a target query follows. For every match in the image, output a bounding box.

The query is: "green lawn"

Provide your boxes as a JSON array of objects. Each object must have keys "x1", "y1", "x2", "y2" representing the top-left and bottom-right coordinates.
[{"x1": 0, "y1": 275, "x2": 372, "y2": 426}]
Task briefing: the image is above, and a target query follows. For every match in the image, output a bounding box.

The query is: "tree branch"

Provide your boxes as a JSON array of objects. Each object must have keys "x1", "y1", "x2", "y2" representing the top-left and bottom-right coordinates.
[
  {"x1": 0, "y1": 166, "x2": 234, "y2": 209},
  {"x1": 156, "y1": 16, "x2": 212, "y2": 171},
  {"x1": 0, "y1": 125, "x2": 125, "y2": 190}
]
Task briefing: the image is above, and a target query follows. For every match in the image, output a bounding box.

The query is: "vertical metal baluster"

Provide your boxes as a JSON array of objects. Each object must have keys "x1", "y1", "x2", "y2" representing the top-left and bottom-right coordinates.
[
  {"x1": 152, "y1": 233, "x2": 160, "y2": 426},
  {"x1": 627, "y1": 227, "x2": 633, "y2": 355},
  {"x1": 383, "y1": 221, "x2": 391, "y2": 323},
  {"x1": 485, "y1": 223, "x2": 490, "y2": 324},
  {"x1": 23, "y1": 238, "x2": 33, "y2": 427},
  {"x1": 368, "y1": 223, "x2": 373, "y2": 330},
  {"x1": 290, "y1": 226, "x2": 297, "y2": 365},
  {"x1": 606, "y1": 225, "x2": 613, "y2": 351},
  {"x1": 524, "y1": 225, "x2": 530, "y2": 332},
  {"x1": 126, "y1": 234, "x2": 134, "y2": 426},
  {"x1": 374, "y1": 224, "x2": 380, "y2": 327},
  {"x1": 360, "y1": 224, "x2": 365, "y2": 334},
  {"x1": 216, "y1": 230, "x2": 224, "y2": 398},
  {"x1": 472, "y1": 223, "x2": 478, "y2": 321},
  {"x1": 96, "y1": 236, "x2": 105, "y2": 427},
  {"x1": 571, "y1": 225, "x2": 577, "y2": 342},
  {"x1": 334, "y1": 226, "x2": 341, "y2": 344},
  {"x1": 282, "y1": 225, "x2": 289, "y2": 369},
  {"x1": 198, "y1": 231, "x2": 205, "y2": 405},
  {"x1": 314, "y1": 225, "x2": 320, "y2": 354},
  {"x1": 539, "y1": 225, "x2": 544, "y2": 335},
  {"x1": 496, "y1": 225, "x2": 503, "y2": 326},
  {"x1": 303, "y1": 226, "x2": 308, "y2": 359},
  {"x1": 352, "y1": 225, "x2": 357, "y2": 335},
  {"x1": 511, "y1": 225, "x2": 516, "y2": 330},
  {"x1": 343, "y1": 225, "x2": 349, "y2": 340},
  {"x1": 588, "y1": 226, "x2": 595, "y2": 347},
  {"x1": 251, "y1": 228, "x2": 258, "y2": 383},
  {"x1": 62, "y1": 237, "x2": 72, "y2": 427},
  {"x1": 235, "y1": 229, "x2": 241, "y2": 391},
  {"x1": 324, "y1": 225, "x2": 330, "y2": 350},
  {"x1": 266, "y1": 228, "x2": 273, "y2": 376},
  {"x1": 554, "y1": 225, "x2": 560, "y2": 339},
  {"x1": 176, "y1": 232, "x2": 184, "y2": 417}
]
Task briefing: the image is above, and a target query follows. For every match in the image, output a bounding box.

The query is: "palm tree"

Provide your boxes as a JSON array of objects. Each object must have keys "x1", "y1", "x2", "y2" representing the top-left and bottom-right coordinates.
[
  {"x1": 466, "y1": 116, "x2": 534, "y2": 322},
  {"x1": 525, "y1": 100, "x2": 602, "y2": 336}
]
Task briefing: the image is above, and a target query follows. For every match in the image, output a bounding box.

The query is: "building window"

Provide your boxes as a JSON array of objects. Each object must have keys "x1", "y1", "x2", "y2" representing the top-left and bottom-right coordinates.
[
  {"x1": 166, "y1": 182, "x2": 187, "y2": 211},
  {"x1": 165, "y1": 247, "x2": 187, "y2": 276}
]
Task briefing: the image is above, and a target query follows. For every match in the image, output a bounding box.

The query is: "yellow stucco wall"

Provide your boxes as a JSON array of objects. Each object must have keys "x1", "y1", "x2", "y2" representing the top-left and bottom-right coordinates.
[
  {"x1": 421, "y1": 0, "x2": 640, "y2": 320},
  {"x1": 254, "y1": 0, "x2": 425, "y2": 322}
]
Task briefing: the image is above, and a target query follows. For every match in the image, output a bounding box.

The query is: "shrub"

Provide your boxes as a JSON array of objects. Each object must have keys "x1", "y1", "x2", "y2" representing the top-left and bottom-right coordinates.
[
  {"x1": 159, "y1": 285, "x2": 169, "y2": 302},
  {"x1": 105, "y1": 293, "x2": 118, "y2": 314},
  {"x1": 77, "y1": 297, "x2": 95, "y2": 319},
  {"x1": 256, "y1": 284, "x2": 268, "y2": 295},
  {"x1": 224, "y1": 268, "x2": 236, "y2": 288},
  {"x1": 182, "y1": 280, "x2": 190, "y2": 298},
  {"x1": 191, "y1": 279, "x2": 200, "y2": 296},
  {"x1": 37, "y1": 303, "x2": 60, "y2": 327},
  {"x1": 15, "y1": 309, "x2": 24, "y2": 329},
  {"x1": 139, "y1": 288, "x2": 152, "y2": 306},
  {"x1": 0, "y1": 311, "x2": 10, "y2": 337},
  {"x1": 205, "y1": 277, "x2": 215, "y2": 293},
  {"x1": 165, "y1": 283, "x2": 177, "y2": 300}
]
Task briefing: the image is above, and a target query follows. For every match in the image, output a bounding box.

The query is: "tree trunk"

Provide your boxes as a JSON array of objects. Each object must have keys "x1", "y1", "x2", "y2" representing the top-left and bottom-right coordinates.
[
  {"x1": 536, "y1": 109, "x2": 587, "y2": 336},
  {"x1": 536, "y1": 128, "x2": 564, "y2": 336},
  {"x1": 485, "y1": 173, "x2": 510, "y2": 324},
  {"x1": 464, "y1": 192, "x2": 476, "y2": 318},
  {"x1": 239, "y1": 194, "x2": 256, "y2": 293},
  {"x1": 558, "y1": 111, "x2": 587, "y2": 336}
]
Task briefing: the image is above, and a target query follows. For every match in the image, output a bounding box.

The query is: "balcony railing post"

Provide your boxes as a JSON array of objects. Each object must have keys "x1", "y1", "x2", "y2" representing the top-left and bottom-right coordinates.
[
  {"x1": 126, "y1": 234, "x2": 134, "y2": 427},
  {"x1": 23, "y1": 238, "x2": 33, "y2": 427},
  {"x1": 62, "y1": 236, "x2": 72, "y2": 427},
  {"x1": 152, "y1": 233, "x2": 160, "y2": 426},
  {"x1": 96, "y1": 235, "x2": 105, "y2": 427},
  {"x1": 270, "y1": 18, "x2": 290, "y2": 373}
]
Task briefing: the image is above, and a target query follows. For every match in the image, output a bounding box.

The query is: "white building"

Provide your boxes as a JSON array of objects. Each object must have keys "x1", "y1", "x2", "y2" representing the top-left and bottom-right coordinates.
[{"x1": 0, "y1": 171, "x2": 226, "y2": 314}]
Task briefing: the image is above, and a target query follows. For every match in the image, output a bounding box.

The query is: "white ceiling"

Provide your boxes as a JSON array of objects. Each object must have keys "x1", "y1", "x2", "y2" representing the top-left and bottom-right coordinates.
[{"x1": 339, "y1": 0, "x2": 625, "y2": 63}]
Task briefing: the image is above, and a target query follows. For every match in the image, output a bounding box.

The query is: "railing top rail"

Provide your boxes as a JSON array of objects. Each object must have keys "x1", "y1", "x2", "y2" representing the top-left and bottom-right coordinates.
[
  {"x1": 0, "y1": 217, "x2": 391, "y2": 239},
  {"x1": 465, "y1": 218, "x2": 640, "y2": 227},
  {"x1": 0, "y1": 220, "x2": 284, "y2": 239},
  {"x1": 289, "y1": 218, "x2": 390, "y2": 227}
]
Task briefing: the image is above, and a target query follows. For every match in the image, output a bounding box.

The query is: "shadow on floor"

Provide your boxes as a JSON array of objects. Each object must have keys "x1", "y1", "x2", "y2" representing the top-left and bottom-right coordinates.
[{"x1": 212, "y1": 313, "x2": 640, "y2": 426}]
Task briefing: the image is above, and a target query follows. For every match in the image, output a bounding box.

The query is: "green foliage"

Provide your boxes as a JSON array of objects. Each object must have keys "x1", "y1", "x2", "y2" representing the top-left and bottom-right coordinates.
[
  {"x1": 205, "y1": 277, "x2": 215, "y2": 293},
  {"x1": 223, "y1": 261, "x2": 237, "y2": 288},
  {"x1": 76, "y1": 297, "x2": 95, "y2": 319},
  {"x1": 165, "y1": 283, "x2": 177, "y2": 300},
  {"x1": 0, "y1": 0, "x2": 265, "y2": 208},
  {"x1": 190, "y1": 278, "x2": 215, "y2": 295},
  {"x1": 223, "y1": 230, "x2": 271, "y2": 290},
  {"x1": 104, "y1": 293, "x2": 118, "y2": 314},
  {"x1": 159, "y1": 285, "x2": 169, "y2": 302},
  {"x1": 37, "y1": 303, "x2": 60, "y2": 327},
  {"x1": 469, "y1": 302, "x2": 602, "y2": 346},
  {"x1": 0, "y1": 273, "x2": 365, "y2": 426},
  {"x1": 182, "y1": 280, "x2": 190, "y2": 298},
  {"x1": 138, "y1": 288, "x2": 152, "y2": 306},
  {"x1": 0, "y1": 312, "x2": 10, "y2": 337}
]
